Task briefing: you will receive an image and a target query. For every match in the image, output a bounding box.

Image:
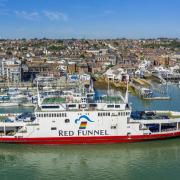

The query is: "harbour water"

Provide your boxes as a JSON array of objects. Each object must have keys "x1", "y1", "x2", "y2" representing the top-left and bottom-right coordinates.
[
  {"x1": 0, "y1": 83, "x2": 180, "y2": 180},
  {"x1": 96, "y1": 83, "x2": 180, "y2": 111},
  {"x1": 0, "y1": 140, "x2": 180, "y2": 180}
]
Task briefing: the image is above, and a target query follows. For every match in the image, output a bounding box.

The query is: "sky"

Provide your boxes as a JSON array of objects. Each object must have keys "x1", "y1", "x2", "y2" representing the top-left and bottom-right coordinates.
[{"x1": 0, "y1": 0, "x2": 180, "y2": 39}]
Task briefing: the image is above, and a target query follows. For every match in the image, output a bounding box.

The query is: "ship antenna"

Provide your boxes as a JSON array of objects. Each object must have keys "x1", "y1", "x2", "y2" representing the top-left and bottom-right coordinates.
[
  {"x1": 37, "y1": 79, "x2": 41, "y2": 107},
  {"x1": 108, "y1": 77, "x2": 110, "y2": 96},
  {"x1": 124, "y1": 79, "x2": 129, "y2": 104}
]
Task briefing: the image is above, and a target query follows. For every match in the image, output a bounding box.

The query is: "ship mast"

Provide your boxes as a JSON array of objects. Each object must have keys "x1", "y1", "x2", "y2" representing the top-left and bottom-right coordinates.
[
  {"x1": 124, "y1": 80, "x2": 129, "y2": 104},
  {"x1": 37, "y1": 79, "x2": 41, "y2": 107}
]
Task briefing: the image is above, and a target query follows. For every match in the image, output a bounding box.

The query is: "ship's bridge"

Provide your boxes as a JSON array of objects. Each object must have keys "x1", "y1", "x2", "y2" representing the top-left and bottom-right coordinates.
[{"x1": 38, "y1": 95, "x2": 130, "y2": 112}]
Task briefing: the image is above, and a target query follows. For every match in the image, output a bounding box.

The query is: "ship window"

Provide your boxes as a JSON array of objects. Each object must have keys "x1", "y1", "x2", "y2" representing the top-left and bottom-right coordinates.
[
  {"x1": 62, "y1": 113, "x2": 64, "y2": 117},
  {"x1": 54, "y1": 114, "x2": 56, "y2": 117},
  {"x1": 103, "y1": 113, "x2": 106, "y2": 116},
  {"x1": 98, "y1": 113, "x2": 100, "y2": 116},
  {"x1": 68, "y1": 104, "x2": 76, "y2": 108},
  {"x1": 51, "y1": 127, "x2": 57, "y2": 130},
  {"x1": 89, "y1": 104, "x2": 97, "y2": 107},
  {"x1": 108, "y1": 112, "x2": 110, "y2": 116},
  {"x1": 126, "y1": 112, "x2": 128, "y2": 116},
  {"x1": 65, "y1": 113, "x2": 67, "y2": 117},
  {"x1": 42, "y1": 105, "x2": 59, "y2": 109},
  {"x1": 118, "y1": 112, "x2": 121, "y2": 116},
  {"x1": 49, "y1": 114, "x2": 52, "y2": 117},
  {"x1": 123, "y1": 112, "x2": 125, "y2": 116},
  {"x1": 115, "y1": 105, "x2": 120, "y2": 108},
  {"x1": 107, "y1": 105, "x2": 114, "y2": 108},
  {"x1": 65, "y1": 119, "x2": 70, "y2": 123}
]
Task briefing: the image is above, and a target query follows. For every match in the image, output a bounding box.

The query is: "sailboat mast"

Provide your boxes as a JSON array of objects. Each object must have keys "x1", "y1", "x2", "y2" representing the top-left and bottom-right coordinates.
[{"x1": 37, "y1": 79, "x2": 41, "y2": 107}]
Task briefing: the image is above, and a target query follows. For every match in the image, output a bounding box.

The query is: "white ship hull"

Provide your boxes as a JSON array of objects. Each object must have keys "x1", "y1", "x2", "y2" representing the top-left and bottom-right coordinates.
[{"x1": 0, "y1": 110, "x2": 180, "y2": 144}]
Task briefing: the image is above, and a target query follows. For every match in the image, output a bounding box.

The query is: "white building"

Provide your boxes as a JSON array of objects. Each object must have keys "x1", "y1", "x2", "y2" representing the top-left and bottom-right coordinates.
[
  {"x1": 0, "y1": 58, "x2": 21, "y2": 83},
  {"x1": 104, "y1": 68, "x2": 129, "y2": 82}
]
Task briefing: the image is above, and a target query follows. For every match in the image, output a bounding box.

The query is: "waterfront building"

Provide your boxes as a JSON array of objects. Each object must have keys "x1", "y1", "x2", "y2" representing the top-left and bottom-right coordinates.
[{"x1": 0, "y1": 57, "x2": 21, "y2": 83}]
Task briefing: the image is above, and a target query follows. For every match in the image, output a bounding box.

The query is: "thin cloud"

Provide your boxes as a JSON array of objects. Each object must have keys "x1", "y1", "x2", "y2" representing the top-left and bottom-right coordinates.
[
  {"x1": 0, "y1": 0, "x2": 9, "y2": 16},
  {"x1": 0, "y1": 0, "x2": 7, "y2": 7},
  {"x1": 15, "y1": 11, "x2": 40, "y2": 21},
  {"x1": 104, "y1": 10, "x2": 114, "y2": 15},
  {"x1": 43, "y1": 10, "x2": 68, "y2": 21},
  {"x1": 0, "y1": 9, "x2": 9, "y2": 15}
]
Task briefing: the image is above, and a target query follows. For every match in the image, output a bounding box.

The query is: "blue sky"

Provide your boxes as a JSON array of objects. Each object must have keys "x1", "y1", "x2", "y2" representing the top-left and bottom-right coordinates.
[{"x1": 0, "y1": 0, "x2": 180, "y2": 39}]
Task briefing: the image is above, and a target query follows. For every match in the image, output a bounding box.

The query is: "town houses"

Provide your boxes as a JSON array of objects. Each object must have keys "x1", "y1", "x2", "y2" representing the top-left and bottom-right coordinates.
[{"x1": 0, "y1": 38, "x2": 179, "y2": 86}]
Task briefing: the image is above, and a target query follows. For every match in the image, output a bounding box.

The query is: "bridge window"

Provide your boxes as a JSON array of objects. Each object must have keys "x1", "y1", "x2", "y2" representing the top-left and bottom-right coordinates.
[
  {"x1": 68, "y1": 104, "x2": 76, "y2": 108},
  {"x1": 42, "y1": 105, "x2": 59, "y2": 109},
  {"x1": 115, "y1": 105, "x2": 120, "y2": 108},
  {"x1": 51, "y1": 127, "x2": 57, "y2": 130},
  {"x1": 107, "y1": 105, "x2": 114, "y2": 108}
]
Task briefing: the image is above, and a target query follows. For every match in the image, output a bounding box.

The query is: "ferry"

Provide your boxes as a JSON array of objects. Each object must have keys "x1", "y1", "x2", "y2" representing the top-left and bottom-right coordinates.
[{"x1": 0, "y1": 83, "x2": 180, "y2": 145}]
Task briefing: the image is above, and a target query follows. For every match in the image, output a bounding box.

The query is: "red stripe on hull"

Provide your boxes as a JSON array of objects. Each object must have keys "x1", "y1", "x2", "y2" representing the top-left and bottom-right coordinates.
[{"x1": 1, "y1": 132, "x2": 180, "y2": 144}]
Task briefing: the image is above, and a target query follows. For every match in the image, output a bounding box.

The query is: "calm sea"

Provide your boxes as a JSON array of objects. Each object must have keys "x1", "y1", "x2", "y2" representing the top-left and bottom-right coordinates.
[
  {"x1": 0, "y1": 83, "x2": 180, "y2": 180},
  {"x1": 0, "y1": 140, "x2": 180, "y2": 180}
]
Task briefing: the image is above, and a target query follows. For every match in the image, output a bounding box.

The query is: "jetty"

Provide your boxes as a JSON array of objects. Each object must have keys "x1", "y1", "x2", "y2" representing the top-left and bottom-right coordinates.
[
  {"x1": 131, "y1": 82, "x2": 171, "y2": 100},
  {"x1": 143, "y1": 97, "x2": 171, "y2": 100},
  {"x1": 132, "y1": 78, "x2": 150, "y2": 86}
]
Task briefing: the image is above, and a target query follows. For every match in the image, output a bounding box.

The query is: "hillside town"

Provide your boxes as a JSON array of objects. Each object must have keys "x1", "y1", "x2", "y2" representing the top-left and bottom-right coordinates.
[{"x1": 0, "y1": 38, "x2": 180, "y2": 84}]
